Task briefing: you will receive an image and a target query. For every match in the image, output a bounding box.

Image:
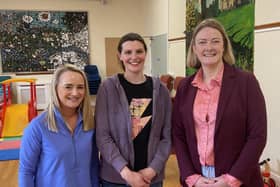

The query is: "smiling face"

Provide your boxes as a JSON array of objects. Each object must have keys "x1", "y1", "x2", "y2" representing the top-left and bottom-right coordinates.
[
  {"x1": 118, "y1": 40, "x2": 146, "y2": 76},
  {"x1": 193, "y1": 27, "x2": 224, "y2": 68},
  {"x1": 56, "y1": 71, "x2": 85, "y2": 112}
]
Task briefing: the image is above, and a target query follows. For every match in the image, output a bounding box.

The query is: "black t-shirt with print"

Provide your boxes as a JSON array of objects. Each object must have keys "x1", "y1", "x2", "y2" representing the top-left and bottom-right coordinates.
[{"x1": 118, "y1": 74, "x2": 153, "y2": 171}]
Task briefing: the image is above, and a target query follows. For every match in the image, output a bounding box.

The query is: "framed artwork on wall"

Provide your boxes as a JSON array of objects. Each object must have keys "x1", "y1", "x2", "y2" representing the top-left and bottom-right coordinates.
[{"x1": 0, "y1": 10, "x2": 89, "y2": 73}]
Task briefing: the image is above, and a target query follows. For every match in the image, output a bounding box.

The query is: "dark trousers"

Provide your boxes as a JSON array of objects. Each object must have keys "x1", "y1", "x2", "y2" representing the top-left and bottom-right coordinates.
[{"x1": 101, "y1": 180, "x2": 163, "y2": 187}]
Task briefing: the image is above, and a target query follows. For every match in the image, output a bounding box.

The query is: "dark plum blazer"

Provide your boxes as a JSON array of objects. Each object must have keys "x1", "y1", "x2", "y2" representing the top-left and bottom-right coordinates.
[{"x1": 172, "y1": 63, "x2": 267, "y2": 187}]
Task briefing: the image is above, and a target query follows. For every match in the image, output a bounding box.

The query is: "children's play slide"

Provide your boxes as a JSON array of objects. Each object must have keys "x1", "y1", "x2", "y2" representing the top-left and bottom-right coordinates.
[
  {"x1": 0, "y1": 78, "x2": 37, "y2": 138},
  {"x1": 1, "y1": 104, "x2": 28, "y2": 137}
]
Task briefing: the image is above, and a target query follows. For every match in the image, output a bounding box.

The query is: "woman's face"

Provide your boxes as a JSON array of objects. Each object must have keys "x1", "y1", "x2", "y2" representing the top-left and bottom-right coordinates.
[
  {"x1": 118, "y1": 40, "x2": 146, "y2": 75},
  {"x1": 193, "y1": 27, "x2": 224, "y2": 67},
  {"x1": 57, "y1": 71, "x2": 85, "y2": 111}
]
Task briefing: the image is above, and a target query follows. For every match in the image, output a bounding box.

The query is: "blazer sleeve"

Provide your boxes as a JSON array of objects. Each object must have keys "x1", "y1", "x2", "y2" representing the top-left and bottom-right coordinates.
[
  {"x1": 229, "y1": 73, "x2": 267, "y2": 184},
  {"x1": 95, "y1": 82, "x2": 128, "y2": 173},
  {"x1": 172, "y1": 79, "x2": 197, "y2": 184}
]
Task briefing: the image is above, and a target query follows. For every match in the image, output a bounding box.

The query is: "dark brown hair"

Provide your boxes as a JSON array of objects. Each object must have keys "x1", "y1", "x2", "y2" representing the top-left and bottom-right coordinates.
[{"x1": 117, "y1": 33, "x2": 147, "y2": 70}]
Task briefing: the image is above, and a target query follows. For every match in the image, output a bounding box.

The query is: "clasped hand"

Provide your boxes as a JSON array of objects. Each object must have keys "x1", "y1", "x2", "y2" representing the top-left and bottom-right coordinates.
[
  {"x1": 194, "y1": 176, "x2": 230, "y2": 187},
  {"x1": 120, "y1": 166, "x2": 156, "y2": 187}
]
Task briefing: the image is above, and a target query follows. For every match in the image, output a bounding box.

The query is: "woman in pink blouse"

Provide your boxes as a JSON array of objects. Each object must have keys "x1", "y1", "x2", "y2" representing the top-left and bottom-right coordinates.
[{"x1": 172, "y1": 18, "x2": 267, "y2": 187}]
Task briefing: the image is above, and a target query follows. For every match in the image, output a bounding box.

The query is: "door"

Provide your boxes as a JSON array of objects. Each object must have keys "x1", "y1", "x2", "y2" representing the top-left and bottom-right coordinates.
[
  {"x1": 105, "y1": 37, "x2": 123, "y2": 77},
  {"x1": 150, "y1": 34, "x2": 167, "y2": 77}
]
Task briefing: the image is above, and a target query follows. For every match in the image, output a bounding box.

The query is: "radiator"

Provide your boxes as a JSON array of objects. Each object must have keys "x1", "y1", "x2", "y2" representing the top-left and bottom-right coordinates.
[{"x1": 17, "y1": 83, "x2": 50, "y2": 110}]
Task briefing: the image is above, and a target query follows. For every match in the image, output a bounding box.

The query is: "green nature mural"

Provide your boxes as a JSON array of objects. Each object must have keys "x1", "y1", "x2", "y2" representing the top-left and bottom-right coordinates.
[{"x1": 185, "y1": 0, "x2": 255, "y2": 75}]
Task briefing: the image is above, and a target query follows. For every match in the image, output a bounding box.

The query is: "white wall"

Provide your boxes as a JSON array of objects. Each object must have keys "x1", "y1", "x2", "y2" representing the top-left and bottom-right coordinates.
[
  {"x1": 255, "y1": 29, "x2": 280, "y2": 175},
  {"x1": 142, "y1": 0, "x2": 168, "y2": 36},
  {"x1": 168, "y1": 41, "x2": 186, "y2": 77},
  {"x1": 255, "y1": 0, "x2": 280, "y2": 25},
  {"x1": 255, "y1": 0, "x2": 280, "y2": 175},
  {"x1": 168, "y1": 0, "x2": 186, "y2": 76}
]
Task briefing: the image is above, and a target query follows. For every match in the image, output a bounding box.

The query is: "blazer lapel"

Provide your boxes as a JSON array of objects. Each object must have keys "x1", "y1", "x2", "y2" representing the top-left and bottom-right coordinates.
[
  {"x1": 181, "y1": 80, "x2": 198, "y2": 144},
  {"x1": 215, "y1": 64, "x2": 236, "y2": 133}
]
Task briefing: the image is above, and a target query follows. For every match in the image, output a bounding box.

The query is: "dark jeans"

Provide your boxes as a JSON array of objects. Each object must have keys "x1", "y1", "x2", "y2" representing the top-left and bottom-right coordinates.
[{"x1": 101, "y1": 180, "x2": 163, "y2": 187}]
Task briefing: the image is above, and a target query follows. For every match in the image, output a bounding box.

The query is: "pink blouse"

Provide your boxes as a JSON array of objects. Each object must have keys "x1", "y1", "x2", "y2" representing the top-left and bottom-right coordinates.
[
  {"x1": 192, "y1": 67, "x2": 223, "y2": 166},
  {"x1": 185, "y1": 64, "x2": 241, "y2": 187}
]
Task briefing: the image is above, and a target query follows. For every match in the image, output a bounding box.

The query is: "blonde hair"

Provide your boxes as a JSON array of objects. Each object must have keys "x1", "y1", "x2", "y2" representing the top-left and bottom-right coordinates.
[
  {"x1": 187, "y1": 18, "x2": 235, "y2": 69},
  {"x1": 46, "y1": 64, "x2": 94, "y2": 132}
]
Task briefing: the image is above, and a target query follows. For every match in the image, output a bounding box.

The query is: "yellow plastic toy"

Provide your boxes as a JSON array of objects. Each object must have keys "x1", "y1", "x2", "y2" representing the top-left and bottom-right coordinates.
[{"x1": 0, "y1": 78, "x2": 37, "y2": 138}]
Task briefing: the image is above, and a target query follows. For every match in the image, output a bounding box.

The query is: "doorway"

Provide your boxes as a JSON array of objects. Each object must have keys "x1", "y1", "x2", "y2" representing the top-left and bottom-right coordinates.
[{"x1": 150, "y1": 34, "x2": 168, "y2": 77}]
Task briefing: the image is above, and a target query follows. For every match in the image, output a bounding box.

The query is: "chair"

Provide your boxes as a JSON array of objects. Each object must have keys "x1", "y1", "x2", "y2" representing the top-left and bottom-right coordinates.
[
  {"x1": 160, "y1": 74, "x2": 174, "y2": 92},
  {"x1": 173, "y1": 76, "x2": 184, "y2": 91},
  {"x1": 172, "y1": 76, "x2": 184, "y2": 103}
]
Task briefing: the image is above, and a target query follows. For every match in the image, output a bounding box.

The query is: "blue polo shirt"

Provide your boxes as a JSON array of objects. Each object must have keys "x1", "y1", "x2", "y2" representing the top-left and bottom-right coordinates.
[{"x1": 19, "y1": 108, "x2": 99, "y2": 187}]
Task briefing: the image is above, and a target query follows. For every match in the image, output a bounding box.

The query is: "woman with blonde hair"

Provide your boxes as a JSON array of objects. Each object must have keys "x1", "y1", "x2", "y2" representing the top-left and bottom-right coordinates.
[
  {"x1": 19, "y1": 64, "x2": 99, "y2": 187},
  {"x1": 172, "y1": 18, "x2": 267, "y2": 187}
]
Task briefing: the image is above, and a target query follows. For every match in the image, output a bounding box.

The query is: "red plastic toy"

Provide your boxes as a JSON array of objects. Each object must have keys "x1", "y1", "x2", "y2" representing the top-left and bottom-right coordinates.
[
  {"x1": 260, "y1": 158, "x2": 276, "y2": 187},
  {"x1": 0, "y1": 78, "x2": 37, "y2": 138}
]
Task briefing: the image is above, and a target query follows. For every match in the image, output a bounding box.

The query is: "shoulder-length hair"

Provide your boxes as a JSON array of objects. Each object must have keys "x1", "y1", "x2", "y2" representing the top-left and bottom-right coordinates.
[
  {"x1": 187, "y1": 18, "x2": 235, "y2": 69},
  {"x1": 46, "y1": 64, "x2": 94, "y2": 132}
]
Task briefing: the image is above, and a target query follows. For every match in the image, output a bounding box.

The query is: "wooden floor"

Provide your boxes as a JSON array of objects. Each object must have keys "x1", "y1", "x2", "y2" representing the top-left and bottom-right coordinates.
[
  {"x1": 0, "y1": 160, "x2": 18, "y2": 187},
  {"x1": 0, "y1": 155, "x2": 181, "y2": 187},
  {"x1": 164, "y1": 154, "x2": 181, "y2": 187}
]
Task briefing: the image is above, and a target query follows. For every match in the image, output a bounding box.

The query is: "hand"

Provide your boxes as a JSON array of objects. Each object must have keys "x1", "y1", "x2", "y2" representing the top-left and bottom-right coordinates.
[
  {"x1": 138, "y1": 167, "x2": 157, "y2": 184},
  {"x1": 211, "y1": 176, "x2": 230, "y2": 187},
  {"x1": 194, "y1": 176, "x2": 216, "y2": 187},
  {"x1": 120, "y1": 166, "x2": 149, "y2": 187}
]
